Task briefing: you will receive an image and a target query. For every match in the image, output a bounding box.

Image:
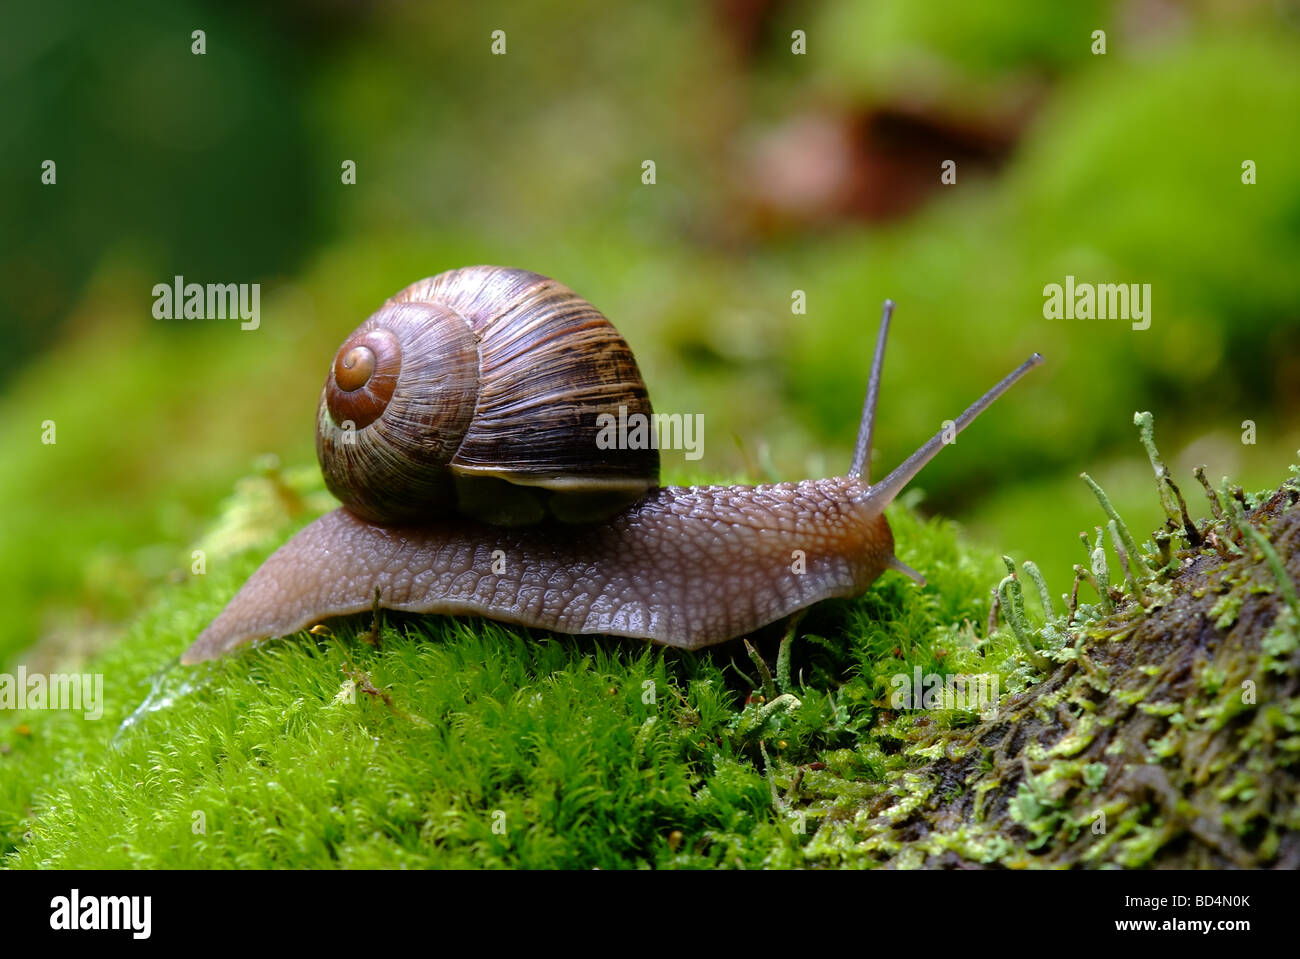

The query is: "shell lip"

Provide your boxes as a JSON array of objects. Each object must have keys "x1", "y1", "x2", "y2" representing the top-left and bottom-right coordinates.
[{"x1": 450, "y1": 461, "x2": 655, "y2": 494}]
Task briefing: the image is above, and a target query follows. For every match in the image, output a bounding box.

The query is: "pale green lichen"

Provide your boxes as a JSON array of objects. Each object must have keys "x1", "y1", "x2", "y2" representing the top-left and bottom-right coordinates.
[{"x1": 783, "y1": 414, "x2": 1300, "y2": 868}]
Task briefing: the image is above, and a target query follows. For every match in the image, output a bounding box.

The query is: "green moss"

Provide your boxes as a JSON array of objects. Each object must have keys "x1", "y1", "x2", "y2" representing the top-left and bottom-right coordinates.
[
  {"x1": 0, "y1": 464, "x2": 995, "y2": 868},
  {"x1": 788, "y1": 428, "x2": 1300, "y2": 868},
  {"x1": 4, "y1": 422, "x2": 1297, "y2": 868}
]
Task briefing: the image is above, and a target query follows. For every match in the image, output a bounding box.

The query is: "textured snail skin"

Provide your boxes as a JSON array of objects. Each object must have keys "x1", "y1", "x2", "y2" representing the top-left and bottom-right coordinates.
[{"x1": 180, "y1": 476, "x2": 891, "y2": 664}]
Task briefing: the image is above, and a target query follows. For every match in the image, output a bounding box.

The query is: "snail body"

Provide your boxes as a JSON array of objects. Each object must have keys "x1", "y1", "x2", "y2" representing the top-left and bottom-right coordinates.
[{"x1": 182, "y1": 267, "x2": 1042, "y2": 664}]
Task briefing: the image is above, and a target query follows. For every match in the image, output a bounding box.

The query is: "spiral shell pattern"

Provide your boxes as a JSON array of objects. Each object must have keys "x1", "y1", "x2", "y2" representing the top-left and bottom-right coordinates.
[{"x1": 316, "y1": 266, "x2": 659, "y2": 525}]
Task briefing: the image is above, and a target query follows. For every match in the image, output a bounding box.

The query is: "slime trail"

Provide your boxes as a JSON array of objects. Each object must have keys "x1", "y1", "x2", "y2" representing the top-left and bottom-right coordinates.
[{"x1": 112, "y1": 656, "x2": 205, "y2": 747}]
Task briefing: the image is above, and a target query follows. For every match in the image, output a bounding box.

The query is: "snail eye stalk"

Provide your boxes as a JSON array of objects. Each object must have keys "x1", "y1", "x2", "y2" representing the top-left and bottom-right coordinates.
[
  {"x1": 849, "y1": 299, "x2": 895, "y2": 482},
  {"x1": 861, "y1": 352, "x2": 1045, "y2": 511}
]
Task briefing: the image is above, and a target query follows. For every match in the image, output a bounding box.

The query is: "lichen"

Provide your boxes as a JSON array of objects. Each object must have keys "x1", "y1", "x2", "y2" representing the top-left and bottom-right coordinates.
[{"x1": 791, "y1": 416, "x2": 1300, "y2": 868}]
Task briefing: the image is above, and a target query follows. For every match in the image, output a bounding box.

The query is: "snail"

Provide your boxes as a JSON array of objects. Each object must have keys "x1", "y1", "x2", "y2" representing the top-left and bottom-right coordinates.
[{"x1": 181, "y1": 266, "x2": 1042, "y2": 664}]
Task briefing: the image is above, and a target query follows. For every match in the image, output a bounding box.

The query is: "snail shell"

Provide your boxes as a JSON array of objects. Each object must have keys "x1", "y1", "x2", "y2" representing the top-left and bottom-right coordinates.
[{"x1": 316, "y1": 266, "x2": 659, "y2": 526}]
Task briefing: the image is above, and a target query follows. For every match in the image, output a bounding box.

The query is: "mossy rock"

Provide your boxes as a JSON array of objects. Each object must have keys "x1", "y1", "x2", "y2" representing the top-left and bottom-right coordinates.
[
  {"x1": 1, "y1": 424, "x2": 1296, "y2": 868},
  {"x1": 797, "y1": 471, "x2": 1300, "y2": 868}
]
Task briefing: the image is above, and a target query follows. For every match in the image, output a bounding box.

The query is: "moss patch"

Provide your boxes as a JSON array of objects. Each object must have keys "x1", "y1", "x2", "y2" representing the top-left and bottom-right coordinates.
[
  {"x1": 793, "y1": 438, "x2": 1300, "y2": 868},
  {"x1": 2, "y1": 422, "x2": 1296, "y2": 868}
]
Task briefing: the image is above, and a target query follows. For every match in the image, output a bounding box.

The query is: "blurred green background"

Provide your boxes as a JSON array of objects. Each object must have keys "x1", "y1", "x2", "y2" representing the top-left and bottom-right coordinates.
[{"x1": 2, "y1": 0, "x2": 1298, "y2": 669}]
